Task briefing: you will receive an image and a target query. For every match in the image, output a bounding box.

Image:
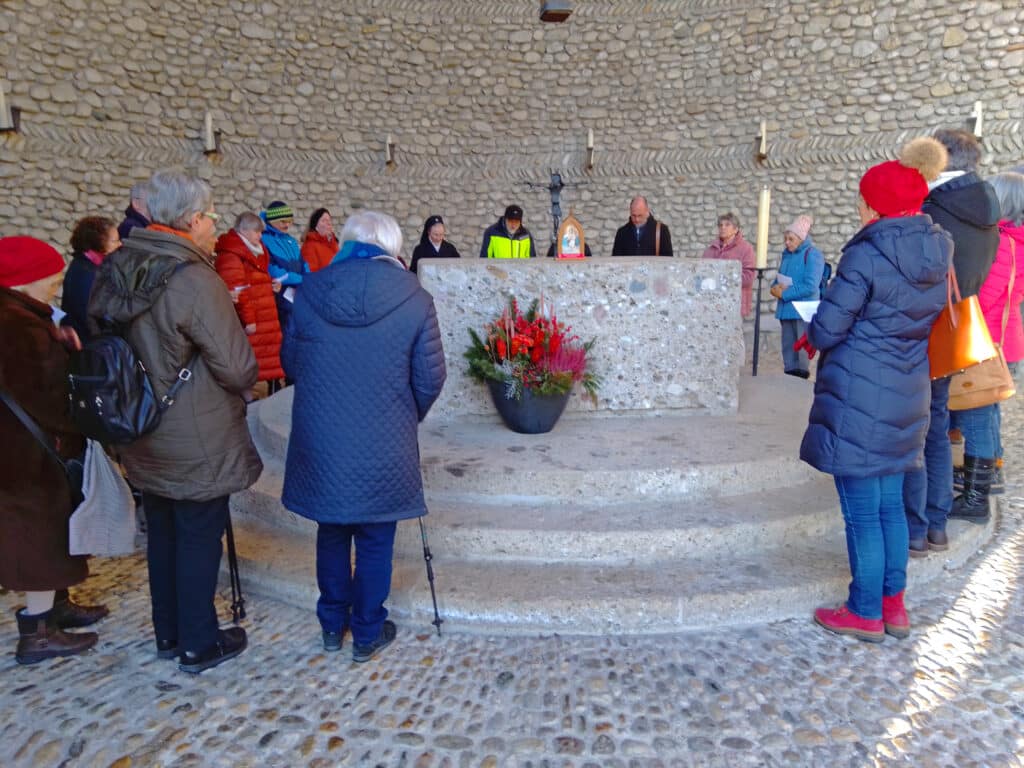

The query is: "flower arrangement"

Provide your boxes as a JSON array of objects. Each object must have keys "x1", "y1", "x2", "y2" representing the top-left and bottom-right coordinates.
[{"x1": 465, "y1": 296, "x2": 600, "y2": 404}]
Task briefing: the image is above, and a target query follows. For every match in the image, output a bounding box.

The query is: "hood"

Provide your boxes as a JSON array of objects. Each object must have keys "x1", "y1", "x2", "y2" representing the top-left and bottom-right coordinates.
[
  {"x1": 215, "y1": 229, "x2": 264, "y2": 266},
  {"x1": 926, "y1": 172, "x2": 1001, "y2": 230},
  {"x1": 847, "y1": 216, "x2": 951, "y2": 287},
  {"x1": 90, "y1": 228, "x2": 206, "y2": 325},
  {"x1": 301, "y1": 257, "x2": 420, "y2": 328}
]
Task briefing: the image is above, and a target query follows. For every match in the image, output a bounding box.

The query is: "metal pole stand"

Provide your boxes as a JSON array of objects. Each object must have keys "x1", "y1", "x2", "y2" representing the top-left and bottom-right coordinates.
[{"x1": 752, "y1": 268, "x2": 766, "y2": 376}]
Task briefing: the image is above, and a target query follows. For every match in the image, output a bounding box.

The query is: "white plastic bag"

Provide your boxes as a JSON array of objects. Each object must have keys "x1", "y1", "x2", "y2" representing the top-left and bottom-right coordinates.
[{"x1": 69, "y1": 439, "x2": 137, "y2": 556}]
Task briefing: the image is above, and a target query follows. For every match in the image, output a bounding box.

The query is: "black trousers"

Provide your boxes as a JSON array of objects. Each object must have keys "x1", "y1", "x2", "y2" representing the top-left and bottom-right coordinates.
[{"x1": 143, "y1": 493, "x2": 229, "y2": 654}]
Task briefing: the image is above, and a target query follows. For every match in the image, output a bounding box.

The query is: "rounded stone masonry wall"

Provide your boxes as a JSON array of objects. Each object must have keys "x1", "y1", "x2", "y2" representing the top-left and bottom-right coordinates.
[
  {"x1": 1, "y1": 0, "x2": 1022, "y2": 266},
  {"x1": 419, "y1": 257, "x2": 743, "y2": 420}
]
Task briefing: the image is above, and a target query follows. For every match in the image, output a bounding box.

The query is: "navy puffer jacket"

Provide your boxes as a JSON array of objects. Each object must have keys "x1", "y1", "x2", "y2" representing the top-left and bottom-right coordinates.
[
  {"x1": 282, "y1": 256, "x2": 446, "y2": 524},
  {"x1": 800, "y1": 216, "x2": 951, "y2": 478}
]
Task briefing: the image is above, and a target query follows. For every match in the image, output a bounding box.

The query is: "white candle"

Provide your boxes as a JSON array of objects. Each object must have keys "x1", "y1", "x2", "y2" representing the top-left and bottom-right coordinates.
[
  {"x1": 758, "y1": 119, "x2": 767, "y2": 156},
  {"x1": 0, "y1": 81, "x2": 10, "y2": 129},
  {"x1": 203, "y1": 111, "x2": 215, "y2": 151},
  {"x1": 755, "y1": 185, "x2": 771, "y2": 269},
  {"x1": 972, "y1": 101, "x2": 984, "y2": 138}
]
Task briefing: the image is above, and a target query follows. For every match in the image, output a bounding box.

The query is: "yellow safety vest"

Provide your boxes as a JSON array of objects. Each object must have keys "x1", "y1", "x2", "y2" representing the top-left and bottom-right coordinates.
[{"x1": 487, "y1": 234, "x2": 532, "y2": 259}]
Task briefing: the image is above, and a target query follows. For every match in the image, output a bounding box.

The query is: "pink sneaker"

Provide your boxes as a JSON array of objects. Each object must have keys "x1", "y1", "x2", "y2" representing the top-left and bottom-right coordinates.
[
  {"x1": 814, "y1": 605, "x2": 884, "y2": 643},
  {"x1": 882, "y1": 591, "x2": 910, "y2": 639}
]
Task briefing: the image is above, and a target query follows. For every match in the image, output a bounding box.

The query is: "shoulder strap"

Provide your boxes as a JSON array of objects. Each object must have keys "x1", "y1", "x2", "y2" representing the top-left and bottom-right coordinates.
[
  {"x1": 655, "y1": 222, "x2": 661, "y2": 257},
  {"x1": 0, "y1": 386, "x2": 68, "y2": 471}
]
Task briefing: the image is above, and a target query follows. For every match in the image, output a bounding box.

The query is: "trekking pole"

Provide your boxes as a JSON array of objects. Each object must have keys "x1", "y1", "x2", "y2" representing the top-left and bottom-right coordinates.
[
  {"x1": 224, "y1": 514, "x2": 246, "y2": 624},
  {"x1": 417, "y1": 517, "x2": 443, "y2": 636}
]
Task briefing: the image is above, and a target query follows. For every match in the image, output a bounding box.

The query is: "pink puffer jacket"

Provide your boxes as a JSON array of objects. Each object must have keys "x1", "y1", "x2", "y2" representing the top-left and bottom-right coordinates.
[{"x1": 977, "y1": 221, "x2": 1024, "y2": 363}]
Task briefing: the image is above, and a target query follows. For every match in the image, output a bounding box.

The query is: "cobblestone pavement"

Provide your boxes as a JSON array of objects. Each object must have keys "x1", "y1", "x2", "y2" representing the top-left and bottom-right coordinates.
[{"x1": 3, "y1": 395, "x2": 1023, "y2": 768}]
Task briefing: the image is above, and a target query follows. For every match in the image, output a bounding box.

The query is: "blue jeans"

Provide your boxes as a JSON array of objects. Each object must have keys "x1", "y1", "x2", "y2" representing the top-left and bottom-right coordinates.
[
  {"x1": 316, "y1": 521, "x2": 398, "y2": 646},
  {"x1": 904, "y1": 376, "x2": 952, "y2": 541},
  {"x1": 949, "y1": 404, "x2": 997, "y2": 458},
  {"x1": 780, "y1": 318, "x2": 808, "y2": 374},
  {"x1": 835, "y1": 473, "x2": 908, "y2": 620},
  {"x1": 143, "y1": 493, "x2": 229, "y2": 654}
]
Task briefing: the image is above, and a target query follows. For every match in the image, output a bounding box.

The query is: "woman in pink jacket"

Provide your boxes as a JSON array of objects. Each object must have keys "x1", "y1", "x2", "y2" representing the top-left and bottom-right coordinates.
[
  {"x1": 702, "y1": 212, "x2": 756, "y2": 317},
  {"x1": 948, "y1": 172, "x2": 1024, "y2": 523}
]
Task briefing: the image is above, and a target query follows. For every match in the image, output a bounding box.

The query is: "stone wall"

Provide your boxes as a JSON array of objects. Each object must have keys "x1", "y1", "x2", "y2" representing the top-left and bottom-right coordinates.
[
  {"x1": 419, "y1": 257, "x2": 743, "y2": 419},
  {"x1": 2, "y1": 0, "x2": 1023, "y2": 266}
]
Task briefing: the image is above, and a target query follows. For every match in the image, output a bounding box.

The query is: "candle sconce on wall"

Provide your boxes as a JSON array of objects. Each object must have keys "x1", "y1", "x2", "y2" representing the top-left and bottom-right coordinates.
[
  {"x1": 0, "y1": 80, "x2": 21, "y2": 134},
  {"x1": 585, "y1": 128, "x2": 595, "y2": 170},
  {"x1": 202, "y1": 110, "x2": 221, "y2": 156},
  {"x1": 385, "y1": 134, "x2": 396, "y2": 166},
  {"x1": 755, "y1": 119, "x2": 768, "y2": 163},
  {"x1": 966, "y1": 101, "x2": 984, "y2": 139}
]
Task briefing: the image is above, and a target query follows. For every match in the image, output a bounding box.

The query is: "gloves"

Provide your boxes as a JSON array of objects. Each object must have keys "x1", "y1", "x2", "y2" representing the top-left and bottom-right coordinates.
[{"x1": 793, "y1": 333, "x2": 816, "y2": 360}]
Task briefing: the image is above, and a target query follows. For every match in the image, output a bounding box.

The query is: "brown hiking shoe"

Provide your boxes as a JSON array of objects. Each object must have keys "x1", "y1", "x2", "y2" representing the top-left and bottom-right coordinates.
[
  {"x1": 15, "y1": 610, "x2": 97, "y2": 665},
  {"x1": 51, "y1": 589, "x2": 109, "y2": 629}
]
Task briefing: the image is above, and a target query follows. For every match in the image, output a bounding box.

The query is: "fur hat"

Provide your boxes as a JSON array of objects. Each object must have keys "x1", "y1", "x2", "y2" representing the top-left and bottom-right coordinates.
[
  {"x1": 785, "y1": 215, "x2": 813, "y2": 242},
  {"x1": 859, "y1": 137, "x2": 948, "y2": 217},
  {"x1": 0, "y1": 236, "x2": 65, "y2": 289}
]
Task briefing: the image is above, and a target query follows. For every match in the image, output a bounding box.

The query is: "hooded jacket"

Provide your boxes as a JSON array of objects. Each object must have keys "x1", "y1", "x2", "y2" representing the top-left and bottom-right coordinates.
[
  {"x1": 923, "y1": 172, "x2": 1000, "y2": 298},
  {"x1": 282, "y1": 256, "x2": 446, "y2": 524},
  {"x1": 800, "y1": 215, "x2": 952, "y2": 478},
  {"x1": 479, "y1": 218, "x2": 536, "y2": 259},
  {"x1": 87, "y1": 227, "x2": 262, "y2": 501},
  {"x1": 773, "y1": 237, "x2": 824, "y2": 320},
  {"x1": 214, "y1": 229, "x2": 285, "y2": 381},
  {"x1": 977, "y1": 220, "x2": 1024, "y2": 363}
]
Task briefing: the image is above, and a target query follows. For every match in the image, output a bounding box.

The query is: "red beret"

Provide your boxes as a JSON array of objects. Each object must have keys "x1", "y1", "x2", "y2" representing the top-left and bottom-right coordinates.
[
  {"x1": 859, "y1": 161, "x2": 929, "y2": 218},
  {"x1": 0, "y1": 237, "x2": 66, "y2": 289}
]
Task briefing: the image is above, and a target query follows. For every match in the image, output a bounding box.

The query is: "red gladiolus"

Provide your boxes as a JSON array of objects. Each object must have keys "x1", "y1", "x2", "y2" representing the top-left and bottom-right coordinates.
[{"x1": 496, "y1": 338, "x2": 507, "y2": 359}]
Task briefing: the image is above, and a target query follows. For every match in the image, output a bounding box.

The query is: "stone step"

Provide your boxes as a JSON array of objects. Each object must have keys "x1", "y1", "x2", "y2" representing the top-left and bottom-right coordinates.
[
  {"x1": 232, "y1": 476, "x2": 841, "y2": 563},
  {"x1": 226, "y1": 512, "x2": 995, "y2": 636}
]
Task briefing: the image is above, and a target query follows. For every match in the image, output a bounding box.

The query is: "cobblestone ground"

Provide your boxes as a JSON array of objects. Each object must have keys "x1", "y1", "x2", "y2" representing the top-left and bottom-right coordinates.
[{"x1": 2, "y1": 395, "x2": 1023, "y2": 767}]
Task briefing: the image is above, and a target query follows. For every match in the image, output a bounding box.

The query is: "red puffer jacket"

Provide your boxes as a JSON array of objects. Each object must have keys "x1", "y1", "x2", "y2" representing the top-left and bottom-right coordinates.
[{"x1": 214, "y1": 230, "x2": 284, "y2": 381}]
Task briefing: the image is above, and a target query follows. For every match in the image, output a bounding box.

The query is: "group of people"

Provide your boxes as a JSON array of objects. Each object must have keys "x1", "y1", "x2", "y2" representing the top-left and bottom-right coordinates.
[
  {"x1": 0, "y1": 170, "x2": 446, "y2": 669},
  {"x1": 794, "y1": 128, "x2": 1024, "y2": 642}
]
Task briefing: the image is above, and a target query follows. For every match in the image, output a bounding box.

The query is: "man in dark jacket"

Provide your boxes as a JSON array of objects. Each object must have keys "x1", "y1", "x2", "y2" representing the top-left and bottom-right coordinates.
[
  {"x1": 116, "y1": 181, "x2": 151, "y2": 241},
  {"x1": 479, "y1": 205, "x2": 537, "y2": 259},
  {"x1": 904, "y1": 128, "x2": 1000, "y2": 553},
  {"x1": 611, "y1": 196, "x2": 673, "y2": 256},
  {"x1": 89, "y1": 170, "x2": 262, "y2": 674},
  {"x1": 282, "y1": 211, "x2": 446, "y2": 663}
]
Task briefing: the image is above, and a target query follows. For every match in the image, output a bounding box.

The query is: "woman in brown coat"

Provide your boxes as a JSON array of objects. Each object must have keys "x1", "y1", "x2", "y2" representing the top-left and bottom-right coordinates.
[
  {"x1": 88, "y1": 171, "x2": 263, "y2": 674},
  {"x1": 0, "y1": 236, "x2": 109, "y2": 665}
]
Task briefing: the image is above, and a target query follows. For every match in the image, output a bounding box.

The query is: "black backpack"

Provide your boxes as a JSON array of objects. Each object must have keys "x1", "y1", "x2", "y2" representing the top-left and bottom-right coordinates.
[{"x1": 68, "y1": 263, "x2": 198, "y2": 445}]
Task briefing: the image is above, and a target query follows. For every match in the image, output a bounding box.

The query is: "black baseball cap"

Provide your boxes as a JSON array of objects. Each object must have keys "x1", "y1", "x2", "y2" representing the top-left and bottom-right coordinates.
[{"x1": 504, "y1": 205, "x2": 523, "y2": 220}]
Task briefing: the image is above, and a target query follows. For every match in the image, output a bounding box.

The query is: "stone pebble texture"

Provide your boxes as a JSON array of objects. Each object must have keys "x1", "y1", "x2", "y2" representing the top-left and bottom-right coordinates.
[{"x1": 2, "y1": 1, "x2": 1024, "y2": 268}]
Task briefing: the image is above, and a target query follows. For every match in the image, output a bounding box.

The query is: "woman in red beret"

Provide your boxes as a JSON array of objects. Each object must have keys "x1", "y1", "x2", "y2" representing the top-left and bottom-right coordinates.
[{"x1": 0, "y1": 236, "x2": 109, "y2": 665}]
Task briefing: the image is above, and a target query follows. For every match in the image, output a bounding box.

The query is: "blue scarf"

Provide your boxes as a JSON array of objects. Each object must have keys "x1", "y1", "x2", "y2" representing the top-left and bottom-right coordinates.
[{"x1": 331, "y1": 240, "x2": 389, "y2": 265}]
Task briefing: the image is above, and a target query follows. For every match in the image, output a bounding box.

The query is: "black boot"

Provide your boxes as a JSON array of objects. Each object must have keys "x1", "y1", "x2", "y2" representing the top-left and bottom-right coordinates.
[
  {"x1": 949, "y1": 456, "x2": 994, "y2": 524},
  {"x1": 15, "y1": 609, "x2": 98, "y2": 665},
  {"x1": 51, "y1": 589, "x2": 109, "y2": 629}
]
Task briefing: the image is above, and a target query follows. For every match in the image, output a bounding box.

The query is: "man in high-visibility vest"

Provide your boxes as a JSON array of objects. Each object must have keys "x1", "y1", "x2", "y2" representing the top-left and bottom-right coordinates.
[{"x1": 479, "y1": 205, "x2": 537, "y2": 260}]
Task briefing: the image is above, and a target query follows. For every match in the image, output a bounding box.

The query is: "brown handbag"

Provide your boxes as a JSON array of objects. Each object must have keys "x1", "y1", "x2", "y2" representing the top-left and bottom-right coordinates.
[
  {"x1": 928, "y1": 265, "x2": 998, "y2": 380},
  {"x1": 948, "y1": 239, "x2": 1017, "y2": 410}
]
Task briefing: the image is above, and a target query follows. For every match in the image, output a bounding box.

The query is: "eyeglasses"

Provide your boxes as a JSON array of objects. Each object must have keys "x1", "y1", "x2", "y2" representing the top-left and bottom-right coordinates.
[{"x1": 201, "y1": 211, "x2": 220, "y2": 222}]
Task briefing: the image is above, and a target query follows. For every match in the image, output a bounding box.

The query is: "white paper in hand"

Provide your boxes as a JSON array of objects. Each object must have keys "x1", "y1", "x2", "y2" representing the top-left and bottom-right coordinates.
[
  {"x1": 776, "y1": 274, "x2": 793, "y2": 288},
  {"x1": 792, "y1": 301, "x2": 820, "y2": 323}
]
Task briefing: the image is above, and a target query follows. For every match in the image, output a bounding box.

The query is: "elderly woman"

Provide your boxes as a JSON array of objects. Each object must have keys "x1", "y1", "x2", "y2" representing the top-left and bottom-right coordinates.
[
  {"x1": 282, "y1": 211, "x2": 446, "y2": 663},
  {"x1": 61, "y1": 215, "x2": 121, "y2": 342},
  {"x1": 770, "y1": 214, "x2": 824, "y2": 378},
  {"x1": 1, "y1": 236, "x2": 109, "y2": 664},
  {"x1": 801, "y1": 138, "x2": 950, "y2": 641},
  {"x1": 410, "y1": 215, "x2": 462, "y2": 274},
  {"x1": 88, "y1": 170, "x2": 262, "y2": 673},
  {"x1": 947, "y1": 172, "x2": 1024, "y2": 523},
  {"x1": 702, "y1": 212, "x2": 756, "y2": 317},
  {"x1": 301, "y1": 208, "x2": 340, "y2": 272}
]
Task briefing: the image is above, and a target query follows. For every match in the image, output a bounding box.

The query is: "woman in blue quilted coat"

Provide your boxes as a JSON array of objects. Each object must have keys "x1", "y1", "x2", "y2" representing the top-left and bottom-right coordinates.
[
  {"x1": 800, "y1": 138, "x2": 951, "y2": 643},
  {"x1": 282, "y1": 211, "x2": 446, "y2": 663}
]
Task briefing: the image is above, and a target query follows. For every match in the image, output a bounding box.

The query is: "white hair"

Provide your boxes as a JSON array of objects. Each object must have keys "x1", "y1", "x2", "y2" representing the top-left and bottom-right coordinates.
[
  {"x1": 146, "y1": 170, "x2": 212, "y2": 230},
  {"x1": 339, "y1": 211, "x2": 403, "y2": 259}
]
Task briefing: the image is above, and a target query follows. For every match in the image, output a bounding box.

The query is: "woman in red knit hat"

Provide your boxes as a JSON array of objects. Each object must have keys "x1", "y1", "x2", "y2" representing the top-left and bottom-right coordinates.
[
  {"x1": 799, "y1": 138, "x2": 951, "y2": 642},
  {"x1": 0, "y1": 236, "x2": 109, "y2": 665}
]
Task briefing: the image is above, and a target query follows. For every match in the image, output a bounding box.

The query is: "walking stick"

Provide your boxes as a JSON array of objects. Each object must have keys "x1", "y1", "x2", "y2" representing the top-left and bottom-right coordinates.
[
  {"x1": 418, "y1": 517, "x2": 443, "y2": 635},
  {"x1": 224, "y1": 513, "x2": 246, "y2": 624}
]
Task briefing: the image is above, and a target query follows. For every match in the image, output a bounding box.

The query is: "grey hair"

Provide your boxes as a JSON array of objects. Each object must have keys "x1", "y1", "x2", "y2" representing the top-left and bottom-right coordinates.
[
  {"x1": 234, "y1": 211, "x2": 263, "y2": 233},
  {"x1": 989, "y1": 172, "x2": 1024, "y2": 225},
  {"x1": 129, "y1": 181, "x2": 148, "y2": 202},
  {"x1": 717, "y1": 212, "x2": 741, "y2": 229},
  {"x1": 146, "y1": 170, "x2": 213, "y2": 230},
  {"x1": 339, "y1": 211, "x2": 403, "y2": 259},
  {"x1": 933, "y1": 128, "x2": 981, "y2": 172},
  {"x1": 630, "y1": 196, "x2": 649, "y2": 208}
]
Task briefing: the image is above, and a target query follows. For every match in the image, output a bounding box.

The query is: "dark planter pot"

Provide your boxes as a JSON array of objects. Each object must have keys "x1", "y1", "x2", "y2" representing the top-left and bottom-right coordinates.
[{"x1": 486, "y1": 378, "x2": 571, "y2": 434}]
